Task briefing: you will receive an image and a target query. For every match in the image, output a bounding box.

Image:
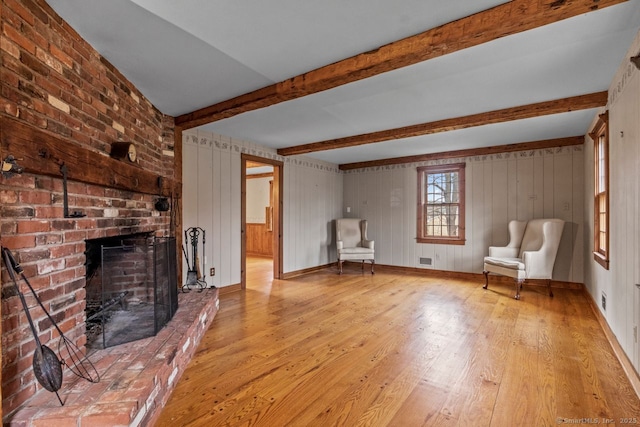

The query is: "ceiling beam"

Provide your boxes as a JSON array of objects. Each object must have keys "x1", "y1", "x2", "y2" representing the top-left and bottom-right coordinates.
[
  {"x1": 339, "y1": 136, "x2": 584, "y2": 171},
  {"x1": 175, "y1": 0, "x2": 625, "y2": 130},
  {"x1": 277, "y1": 91, "x2": 607, "y2": 156}
]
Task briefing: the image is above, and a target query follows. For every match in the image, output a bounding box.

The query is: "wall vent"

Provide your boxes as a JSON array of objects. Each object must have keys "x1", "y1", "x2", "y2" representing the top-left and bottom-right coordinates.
[
  {"x1": 419, "y1": 257, "x2": 432, "y2": 265},
  {"x1": 601, "y1": 292, "x2": 607, "y2": 312}
]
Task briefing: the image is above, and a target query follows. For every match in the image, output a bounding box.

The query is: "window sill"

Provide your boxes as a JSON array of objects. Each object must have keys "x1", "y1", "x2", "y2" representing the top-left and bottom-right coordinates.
[
  {"x1": 417, "y1": 238, "x2": 466, "y2": 245},
  {"x1": 593, "y1": 252, "x2": 609, "y2": 270}
]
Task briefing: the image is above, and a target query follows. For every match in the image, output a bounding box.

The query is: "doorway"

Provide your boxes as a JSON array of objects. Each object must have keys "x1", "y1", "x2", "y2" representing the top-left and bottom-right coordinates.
[{"x1": 241, "y1": 154, "x2": 283, "y2": 289}]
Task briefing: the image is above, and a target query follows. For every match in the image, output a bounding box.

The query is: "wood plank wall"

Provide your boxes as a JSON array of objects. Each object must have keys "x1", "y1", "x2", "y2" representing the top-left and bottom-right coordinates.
[
  {"x1": 342, "y1": 145, "x2": 585, "y2": 284},
  {"x1": 246, "y1": 223, "x2": 273, "y2": 257},
  {"x1": 182, "y1": 130, "x2": 343, "y2": 287}
]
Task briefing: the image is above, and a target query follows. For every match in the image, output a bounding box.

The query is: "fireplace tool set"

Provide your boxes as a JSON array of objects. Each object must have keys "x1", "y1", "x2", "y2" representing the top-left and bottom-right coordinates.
[
  {"x1": 182, "y1": 226, "x2": 208, "y2": 292},
  {"x1": 1, "y1": 247, "x2": 100, "y2": 406}
]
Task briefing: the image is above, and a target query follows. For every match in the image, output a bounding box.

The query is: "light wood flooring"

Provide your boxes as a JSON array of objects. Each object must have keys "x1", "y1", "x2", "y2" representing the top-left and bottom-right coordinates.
[{"x1": 157, "y1": 258, "x2": 640, "y2": 426}]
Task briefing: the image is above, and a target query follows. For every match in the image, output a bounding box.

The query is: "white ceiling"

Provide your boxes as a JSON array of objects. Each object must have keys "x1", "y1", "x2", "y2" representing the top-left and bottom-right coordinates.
[{"x1": 47, "y1": 0, "x2": 640, "y2": 166}]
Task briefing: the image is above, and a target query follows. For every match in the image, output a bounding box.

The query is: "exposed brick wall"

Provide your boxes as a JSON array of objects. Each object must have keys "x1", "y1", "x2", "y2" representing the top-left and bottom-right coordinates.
[{"x1": 0, "y1": 0, "x2": 177, "y2": 418}]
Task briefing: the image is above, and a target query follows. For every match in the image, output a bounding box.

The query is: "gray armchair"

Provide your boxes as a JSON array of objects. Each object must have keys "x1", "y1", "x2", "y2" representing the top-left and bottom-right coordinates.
[
  {"x1": 335, "y1": 218, "x2": 375, "y2": 274},
  {"x1": 483, "y1": 218, "x2": 564, "y2": 299}
]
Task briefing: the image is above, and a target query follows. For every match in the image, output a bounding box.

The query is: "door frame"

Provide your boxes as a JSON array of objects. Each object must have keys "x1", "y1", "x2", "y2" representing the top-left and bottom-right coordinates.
[{"x1": 241, "y1": 154, "x2": 283, "y2": 289}]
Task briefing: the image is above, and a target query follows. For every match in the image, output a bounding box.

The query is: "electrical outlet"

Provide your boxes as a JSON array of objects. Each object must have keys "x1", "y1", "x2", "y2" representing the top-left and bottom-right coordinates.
[{"x1": 210, "y1": 267, "x2": 215, "y2": 276}]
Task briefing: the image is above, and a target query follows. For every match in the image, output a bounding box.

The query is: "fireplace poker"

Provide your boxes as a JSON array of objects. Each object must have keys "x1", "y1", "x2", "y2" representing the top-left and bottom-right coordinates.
[{"x1": 85, "y1": 291, "x2": 129, "y2": 322}]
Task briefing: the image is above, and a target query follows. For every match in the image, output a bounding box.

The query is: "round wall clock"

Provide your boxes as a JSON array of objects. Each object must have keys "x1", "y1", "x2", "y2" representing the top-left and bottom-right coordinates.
[
  {"x1": 111, "y1": 142, "x2": 137, "y2": 162},
  {"x1": 127, "y1": 143, "x2": 137, "y2": 162}
]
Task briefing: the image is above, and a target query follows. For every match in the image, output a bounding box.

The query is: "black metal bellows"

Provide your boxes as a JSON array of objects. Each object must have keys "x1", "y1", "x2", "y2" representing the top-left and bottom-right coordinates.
[{"x1": 2, "y1": 247, "x2": 100, "y2": 406}]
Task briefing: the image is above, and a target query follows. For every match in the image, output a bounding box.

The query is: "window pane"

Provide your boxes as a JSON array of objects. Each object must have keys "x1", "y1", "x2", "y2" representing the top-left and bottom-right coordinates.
[
  {"x1": 444, "y1": 205, "x2": 459, "y2": 237},
  {"x1": 424, "y1": 202, "x2": 459, "y2": 237},
  {"x1": 599, "y1": 212, "x2": 607, "y2": 232},
  {"x1": 597, "y1": 136, "x2": 605, "y2": 192}
]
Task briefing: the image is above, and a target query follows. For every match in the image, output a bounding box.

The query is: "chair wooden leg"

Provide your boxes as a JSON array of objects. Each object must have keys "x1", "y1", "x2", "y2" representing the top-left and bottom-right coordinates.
[
  {"x1": 547, "y1": 279, "x2": 554, "y2": 297},
  {"x1": 371, "y1": 260, "x2": 375, "y2": 274},
  {"x1": 338, "y1": 260, "x2": 343, "y2": 275},
  {"x1": 482, "y1": 271, "x2": 489, "y2": 289},
  {"x1": 361, "y1": 260, "x2": 364, "y2": 272},
  {"x1": 514, "y1": 279, "x2": 523, "y2": 300}
]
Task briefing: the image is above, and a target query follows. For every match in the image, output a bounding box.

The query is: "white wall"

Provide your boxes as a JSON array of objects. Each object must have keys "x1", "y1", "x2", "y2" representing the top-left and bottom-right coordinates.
[
  {"x1": 343, "y1": 147, "x2": 584, "y2": 283},
  {"x1": 246, "y1": 177, "x2": 271, "y2": 223},
  {"x1": 182, "y1": 129, "x2": 343, "y2": 287},
  {"x1": 584, "y1": 31, "x2": 640, "y2": 372}
]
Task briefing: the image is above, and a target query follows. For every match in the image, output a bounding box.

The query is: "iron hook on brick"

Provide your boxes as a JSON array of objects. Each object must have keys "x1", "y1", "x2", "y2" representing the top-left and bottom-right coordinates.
[{"x1": 60, "y1": 163, "x2": 86, "y2": 218}]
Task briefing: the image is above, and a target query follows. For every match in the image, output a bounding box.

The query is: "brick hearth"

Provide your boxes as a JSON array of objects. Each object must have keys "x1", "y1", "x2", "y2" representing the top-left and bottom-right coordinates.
[{"x1": 6, "y1": 288, "x2": 218, "y2": 427}]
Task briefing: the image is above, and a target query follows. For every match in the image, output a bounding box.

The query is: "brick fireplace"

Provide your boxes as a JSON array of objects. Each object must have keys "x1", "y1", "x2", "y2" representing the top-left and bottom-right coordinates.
[{"x1": 0, "y1": 0, "x2": 196, "y2": 423}]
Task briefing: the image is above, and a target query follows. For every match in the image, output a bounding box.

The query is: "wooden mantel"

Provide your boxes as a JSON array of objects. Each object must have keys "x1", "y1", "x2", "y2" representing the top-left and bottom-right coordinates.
[{"x1": 0, "y1": 116, "x2": 175, "y2": 197}]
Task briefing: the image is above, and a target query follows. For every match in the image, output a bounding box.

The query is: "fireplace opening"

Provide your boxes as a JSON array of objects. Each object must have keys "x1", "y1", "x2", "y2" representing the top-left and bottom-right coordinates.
[{"x1": 84, "y1": 233, "x2": 178, "y2": 349}]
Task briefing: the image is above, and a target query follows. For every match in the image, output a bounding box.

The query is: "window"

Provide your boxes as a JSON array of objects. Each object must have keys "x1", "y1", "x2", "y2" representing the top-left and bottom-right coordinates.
[
  {"x1": 590, "y1": 112, "x2": 609, "y2": 269},
  {"x1": 417, "y1": 163, "x2": 466, "y2": 245}
]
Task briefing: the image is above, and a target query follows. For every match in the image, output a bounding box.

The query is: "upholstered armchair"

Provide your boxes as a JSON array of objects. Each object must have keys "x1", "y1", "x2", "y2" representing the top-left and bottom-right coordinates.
[
  {"x1": 483, "y1": 218, "x2": 564, "y2": 300},
  {"x1": 335, "y1": 218, "x2": 375, "y2": 274}
]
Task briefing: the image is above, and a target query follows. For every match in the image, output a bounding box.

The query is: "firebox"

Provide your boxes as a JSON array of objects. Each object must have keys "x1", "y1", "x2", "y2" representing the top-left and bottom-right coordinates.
[{"x1": 84, "y1": 233, "x2": 178, "y2": 348}]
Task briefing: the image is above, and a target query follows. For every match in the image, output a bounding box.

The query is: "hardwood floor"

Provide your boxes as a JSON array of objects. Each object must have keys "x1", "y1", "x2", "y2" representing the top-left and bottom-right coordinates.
[{"x1": 157, "y1": 258, "x2": 640, "y2": 426}]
